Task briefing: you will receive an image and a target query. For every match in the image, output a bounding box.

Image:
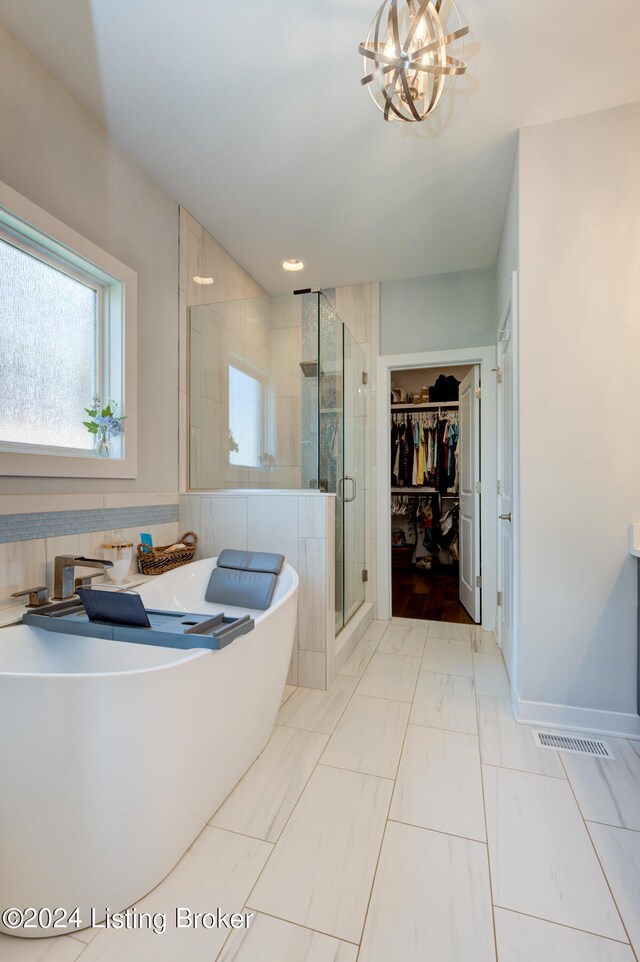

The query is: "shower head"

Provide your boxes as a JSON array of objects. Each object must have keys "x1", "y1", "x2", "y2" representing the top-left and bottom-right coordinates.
[{"x1": 299, "y1": 361, "x2": 318, "y2": 378}]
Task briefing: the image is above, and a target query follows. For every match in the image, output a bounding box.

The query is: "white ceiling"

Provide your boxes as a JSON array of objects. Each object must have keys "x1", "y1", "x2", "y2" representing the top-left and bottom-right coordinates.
[{"x1": 1, "y1": 0, "x2": 639, "y2": 293}]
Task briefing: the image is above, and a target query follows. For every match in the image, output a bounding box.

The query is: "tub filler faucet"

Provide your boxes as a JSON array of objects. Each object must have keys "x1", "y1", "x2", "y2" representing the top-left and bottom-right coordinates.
[{"x1": 53, "y1": 556, "x2": 113, "y2": 600}]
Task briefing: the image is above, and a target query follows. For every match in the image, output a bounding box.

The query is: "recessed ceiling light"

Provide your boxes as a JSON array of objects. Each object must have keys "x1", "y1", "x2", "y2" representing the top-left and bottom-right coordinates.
[
  {"x1": 193, "y1": 275, "x2": 214, "y2": 285},
  {"x1": 283, "y1": 259, "x2": 304, "y2": 272}
]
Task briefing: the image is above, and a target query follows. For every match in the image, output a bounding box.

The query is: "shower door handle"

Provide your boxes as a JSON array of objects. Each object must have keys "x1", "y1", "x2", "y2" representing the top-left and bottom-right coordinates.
[{"x1": 340, "y1": 476, "x2": 356, "y2": 503}]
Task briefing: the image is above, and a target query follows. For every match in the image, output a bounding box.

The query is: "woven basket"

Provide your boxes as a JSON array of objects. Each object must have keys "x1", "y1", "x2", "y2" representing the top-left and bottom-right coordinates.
[{"x1": 137, "y1": 531, "x2": 198, "y2": 576}]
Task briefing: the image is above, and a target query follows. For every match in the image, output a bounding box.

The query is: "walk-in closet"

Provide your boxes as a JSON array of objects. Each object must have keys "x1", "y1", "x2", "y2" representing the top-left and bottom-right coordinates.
[{"x1": 389, "y1": 365, "x2": 481, "y2": 625}]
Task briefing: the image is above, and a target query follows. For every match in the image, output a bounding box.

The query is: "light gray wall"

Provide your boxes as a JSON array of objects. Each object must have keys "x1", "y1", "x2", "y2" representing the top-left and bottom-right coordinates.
[
  {"x1": 380, "y1": 267, "x2": 497, "y2": 355},
  {"x1": 496, "y1": 143, "x2": 519, "y2": 316},
  {"x1": 518, "y1": 101, "x2": 640, "y2": 719},
  {"x1": 0, "y1": 25, "x2": 179, "y2": 495}
]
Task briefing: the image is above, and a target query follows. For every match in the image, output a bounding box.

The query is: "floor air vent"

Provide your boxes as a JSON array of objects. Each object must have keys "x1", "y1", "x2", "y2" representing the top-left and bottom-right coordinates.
[{"x1": 532, "y1": 731, "x2": 615, "y2": 759}]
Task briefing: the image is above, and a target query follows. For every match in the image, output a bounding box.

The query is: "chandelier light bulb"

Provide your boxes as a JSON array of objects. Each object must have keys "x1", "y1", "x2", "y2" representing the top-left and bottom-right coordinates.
[
  {"x1": 414, "y1": 15, "x2": 427, "y2": 43},
  {"x1": 359, "y1": 0, "x2": 469, "y2": 123}
]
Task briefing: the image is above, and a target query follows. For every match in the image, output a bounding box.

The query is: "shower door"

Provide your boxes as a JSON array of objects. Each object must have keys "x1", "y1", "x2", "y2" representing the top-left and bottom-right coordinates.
[
  {"x1": 342, "y1": 327, "x2": 367, "y2": 625},
  {"x1": 316, "y1": 293, "x2": 366, "y2": 632},
  {"x1": 317, "y1": 294, "x2": 345, "y2": 633}
]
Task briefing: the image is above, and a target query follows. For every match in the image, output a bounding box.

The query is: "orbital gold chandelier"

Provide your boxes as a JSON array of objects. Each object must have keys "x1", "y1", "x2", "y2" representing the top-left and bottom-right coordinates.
[{"x1": 359, "y1": 0, "x2": 469, "y2": 123}]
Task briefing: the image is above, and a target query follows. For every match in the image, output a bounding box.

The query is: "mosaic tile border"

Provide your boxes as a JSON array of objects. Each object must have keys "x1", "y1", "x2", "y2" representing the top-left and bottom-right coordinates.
[{"x1": 0, "y1": 504, "x2": 179, "y2": 544}]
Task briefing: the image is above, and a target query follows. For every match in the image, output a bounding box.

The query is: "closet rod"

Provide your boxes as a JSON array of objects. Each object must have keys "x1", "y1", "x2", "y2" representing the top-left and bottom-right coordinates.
[{"x1": 391, "y1": 401, "x2": 459, "y2": 410}]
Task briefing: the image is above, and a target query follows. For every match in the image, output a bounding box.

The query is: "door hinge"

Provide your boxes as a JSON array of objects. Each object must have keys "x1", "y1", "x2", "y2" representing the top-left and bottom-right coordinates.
[
  {"x1": 476, "y1": 576, "x2": 482, "y2": 588},
  {"x1": 497, "y1": 591, "x2": 503, "y2": 606},
  {"x1": 475, "y1": 387, "x2": 482, "y2": 399},
  {"x1": 475, "y1": 482, "x2": 482, "y2": 494},
  {"x1": 497, "y1": 480, "x2": 502, "y2": 495},
  {"x1": 362, "y1": 371, "x2": 368, "y2": 385},
  {"x1": 492, "y1": 366, "x2": 503, "y2": 383},
  {"x1": 362, "y1": 569, "x2": 368, "y2": 582}
]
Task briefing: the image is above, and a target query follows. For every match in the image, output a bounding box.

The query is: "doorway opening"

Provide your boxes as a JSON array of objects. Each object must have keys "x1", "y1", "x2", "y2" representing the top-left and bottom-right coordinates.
[{"x1": 389, "y1": 364, "x2": 481, "y2": 625}]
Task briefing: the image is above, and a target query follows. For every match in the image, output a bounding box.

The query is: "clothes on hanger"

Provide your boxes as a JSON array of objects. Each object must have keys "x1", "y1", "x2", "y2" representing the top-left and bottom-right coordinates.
[{"x1": 391, "y1": 409, "x2": 459, "y2": 493}]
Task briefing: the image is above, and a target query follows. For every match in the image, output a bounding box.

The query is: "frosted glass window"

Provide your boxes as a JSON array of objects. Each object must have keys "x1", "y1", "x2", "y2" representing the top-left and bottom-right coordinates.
[
  {"x1": 228, "y1": 365, "x2": 261, "y2": 468},
  {"x1": 0, "y1": 237, "x2": 98, "y2": 450}
]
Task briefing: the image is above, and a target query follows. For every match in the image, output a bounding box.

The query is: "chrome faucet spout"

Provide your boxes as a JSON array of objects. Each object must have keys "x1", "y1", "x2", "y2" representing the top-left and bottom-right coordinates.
[
  {"x1": 73, "y1": 557, "x2": 114, "y2": 569},
  {"x1": 53, "y1": 555, "x2": 113, "y2": 600}
]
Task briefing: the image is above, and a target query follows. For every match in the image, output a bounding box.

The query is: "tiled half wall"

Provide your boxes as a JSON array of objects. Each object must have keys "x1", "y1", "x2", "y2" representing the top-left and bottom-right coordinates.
[
  {"x1": 0, "y1": 493, "x2": 179, "y2": 609},
  {"x1": 180, "y1": 492, "x2": 335, "y2": 690}
]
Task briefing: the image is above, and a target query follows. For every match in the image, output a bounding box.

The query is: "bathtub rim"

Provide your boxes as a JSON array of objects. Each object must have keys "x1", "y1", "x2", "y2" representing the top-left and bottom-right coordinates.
[{"x1": 0, "y1": 558, "x2": 298, "y2": 681}]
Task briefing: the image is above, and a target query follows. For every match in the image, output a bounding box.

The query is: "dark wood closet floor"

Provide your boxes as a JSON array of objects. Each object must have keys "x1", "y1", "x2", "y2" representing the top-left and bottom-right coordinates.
[{"x1": 392, "y1": 566, "x2": 475, "y2": 624}]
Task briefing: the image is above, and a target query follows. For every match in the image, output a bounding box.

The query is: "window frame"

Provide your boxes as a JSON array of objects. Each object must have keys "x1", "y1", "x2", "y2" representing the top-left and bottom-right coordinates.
[
  {"x1": 225, "y1": 354, "x2": 273, "y2": 477},
  {"x1": 0, "y1": 179, "x2": 137, "y2": 479}
]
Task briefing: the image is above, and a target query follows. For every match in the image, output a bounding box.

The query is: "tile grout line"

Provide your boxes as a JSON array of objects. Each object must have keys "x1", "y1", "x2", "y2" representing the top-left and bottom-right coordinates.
[
  {"x1": 354, "y1": 627, "x2": 422, "y2": 959},
  {"x1": 111, "y1": 620, "x2": 637, "y2": 962},
  {"x1": 241, "y1": 906, "x2": 360, "y2": 947},
  {"x1": 386, "y1": 816, "x2": 486, "y2": 846},
  {"x1": 494, "y1": 904, "x2": 634, "y2": 948},
  {"x1": 210, "y1": 671, "x2": 366, "y2": 957},
  {"x1": 334, "y1": 689, "x2": 416, "y2": 707},
  {"x1": 480, "y1": 760, "x2": 567, "y2": 781},
  {"x1": 317, "y1": 761, "x2": 396, "y2": 782},
  {"x1": 239, "y1": 639, "x2": 381, "y2": 946},
  {"x1": 341, "y1": 627, "x2": 382, "y2": 676},
  {"x1": 557, "y1": 750, "x2": 639, "y2": 962},
  {"x1": 473, "y1": 652, "x2": 501, "y2": 962},
  {"x1": 583, "y1": 817, "x2": 640, "y2": 835},
  {"x1": 480, "y1": 674, "x2": 636, "y2": 954},
  {"x1": 211, "y1": 745, "x2": 322, "y2": 962},
  {"x1": 409, "y1": 718, "x2": 478, "y2": 737}
]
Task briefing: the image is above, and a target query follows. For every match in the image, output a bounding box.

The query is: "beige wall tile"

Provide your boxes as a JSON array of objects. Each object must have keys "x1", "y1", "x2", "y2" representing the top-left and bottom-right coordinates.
[
  {"x1": 200, "y1": 495, "x2": 248, "y2": 555},
  {"x1": 178, "y1": 495, "x2": 202, "y2": 556},
  {"x1": 298, "y1": 496, "x2": 328, "y2": 539},
  {"x1": 201, "y1": 232, "x2": 228, "y2": 297},
  {"x1": 0, "y1": 494, "x2": 104, "y2": 515},
  {"x1": 298, "y1": 650, "x2": 327, "y2": 689},
  {"x1": 272, "y1": 326, "x2": 302, "y2": 397},
  {"x1": 226, "y1": 257, "x2": 247, "y2": 301},
  {"x1": 336, "y1": 283, "x2": 372, "y2": 345},
  {"x1": 275, "y1": 397, "x2": 301, "y2": 467},
  {"x1": 179, "y1": 289, "x2": 189, "y2": 394},
  {"x1": 0, "y1": 538, "x2": 47, "y2": 608},
  {"x1": 179, "y1": 206, "x2": 190, "y2": 294},
  {"x1": 298, "y1": 538, "x2": 328, "y2": 652},
  {"x1": 103, "y1": 492, "x2": 178, "y2": 509}
]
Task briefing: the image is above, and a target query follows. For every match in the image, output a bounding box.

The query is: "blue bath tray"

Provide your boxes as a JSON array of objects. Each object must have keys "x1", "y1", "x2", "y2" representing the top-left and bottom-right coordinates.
[{"x1": 22, "y1": 590, "x2": 254, "y2": 651}]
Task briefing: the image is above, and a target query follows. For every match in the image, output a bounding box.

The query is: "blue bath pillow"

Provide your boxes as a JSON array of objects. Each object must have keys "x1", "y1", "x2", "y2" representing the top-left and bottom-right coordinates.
[
  {"x1": 217, "y1": 549, "x2": 284, "y2": 576},
  {"x1": 205, "y1": 567, "x2": 277, "y2": 610}
]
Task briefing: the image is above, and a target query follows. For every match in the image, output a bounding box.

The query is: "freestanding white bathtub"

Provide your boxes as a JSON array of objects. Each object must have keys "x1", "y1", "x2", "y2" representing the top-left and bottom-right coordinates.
[{"x1": 0, "y1": 557, "x2": 298, "y2": 938}]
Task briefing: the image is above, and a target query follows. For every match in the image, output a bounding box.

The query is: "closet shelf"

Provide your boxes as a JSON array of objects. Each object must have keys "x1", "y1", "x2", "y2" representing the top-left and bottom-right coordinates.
[
  {"x1": 391, "y1": 401, "x2": 459, "y2": 410},
  {"x1": 391, "y1": 486, "x2": 459, "y2": 496},
  {"x1": 392, "y1": 486, "x2": 437, "y2": 493}
]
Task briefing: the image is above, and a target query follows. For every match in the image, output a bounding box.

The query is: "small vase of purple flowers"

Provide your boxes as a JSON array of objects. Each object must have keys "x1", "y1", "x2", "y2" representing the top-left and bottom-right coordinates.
[{"x1": 83, "y1": 395, "x2": 127, "y2": 458}]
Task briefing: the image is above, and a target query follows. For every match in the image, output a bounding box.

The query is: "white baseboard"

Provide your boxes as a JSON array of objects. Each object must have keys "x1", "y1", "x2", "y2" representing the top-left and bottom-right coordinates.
[{"x1": 514, "y1": 693, "x2": 640, "y2": 740}]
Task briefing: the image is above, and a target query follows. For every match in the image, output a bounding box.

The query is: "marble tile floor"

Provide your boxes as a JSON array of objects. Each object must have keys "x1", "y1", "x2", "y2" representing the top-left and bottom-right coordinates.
[{"x1": 3, "y1": 617, "x2": 640, "y2": 962}]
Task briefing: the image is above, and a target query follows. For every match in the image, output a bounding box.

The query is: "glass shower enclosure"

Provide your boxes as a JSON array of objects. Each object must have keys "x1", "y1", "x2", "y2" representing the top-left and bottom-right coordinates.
[
  {"x1": 189, "y1": 290, "x2": 366, "y2": 634},
  {"x1": 301, "y1": 292, "x2": 367, "y2": 633}
]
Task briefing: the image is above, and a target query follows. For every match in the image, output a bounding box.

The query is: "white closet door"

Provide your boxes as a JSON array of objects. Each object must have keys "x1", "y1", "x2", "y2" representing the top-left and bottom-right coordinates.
[
  {"x1": 459, "y1": 367, "x2": 481, "y2": 623},
  {"x1": 497, "y1": 292, "x2": 515, "y2": 682}
]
